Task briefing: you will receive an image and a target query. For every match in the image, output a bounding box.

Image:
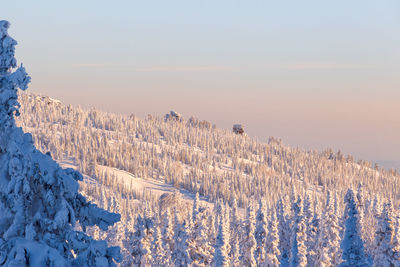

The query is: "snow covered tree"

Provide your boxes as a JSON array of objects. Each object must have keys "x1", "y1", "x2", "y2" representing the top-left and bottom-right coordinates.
[
  {"x1": 314, "y1": 191, "x2": 341, "y2": 267},
  {"x1": 303, "y1": 193, "x2": 317, "y2": 265},
  {"x1": 142, "y1": 205, "x2": 154, "y2": 263},
  {"x1": 214, "y1": 215, "x2": 230, "y2": 267},
  {"x1": 188, "y1": 201, "x2": 213, "y2": 266},
  {"x1": 223, "y1": 201, "x2": 231, "y2": 261},
  {"x1": 289, "y1": 196, "x2": 307, "y2": 267},
  {"x1": 264, "y1": 209, "x2": 280, "y2": 267},
  {"x1": 151, "y1": 223, "x2": 165, "y2": 266},
  {"x1": 192, "y1": 192, "x2": 200, "y2": 222},
  {"x1": 124, "y1": 215, "x2": 150, "y2": 266},
  {"x1": 0, "y1": 20, "x2": 121, "y2": 266},
  {"x1": 172, "y1": 210, "x2": 191, "y2": 266},
  {"x1": 230, "y1": 198, "x2": 241, "y2": 266},
  {"x1": 373, "y1": 201, "x2": 400, "y2": 267},
  {"x1": 255, "y1": 200, "x2": 267, "y2": 265},
  {"x1": 356, "y1": 183, "x2": 370, "y2": 250},
  {"x1": 276, "y1": 198, "x2": 291, "y2": 264},
  {"x1": 241, "y1": 204, "x2": 257, "y2": 266},
  {"x1": 161, "y1": 209, "x2": 174, "y2": 265},
  {"x1": 339, "y1": 189, "x2": 369, "y2": 267},
  {"x1": 230, "y1": 231, "x2": 241, "y2": 267}
]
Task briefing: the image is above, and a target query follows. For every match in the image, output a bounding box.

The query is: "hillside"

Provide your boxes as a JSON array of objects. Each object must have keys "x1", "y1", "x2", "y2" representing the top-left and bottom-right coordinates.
[
  {"x1": 16, "y1": 92, "x2": 400, "y2": 207},
  {"x1": 15, "y1": 92, "x2": 400, "y2": 266}
]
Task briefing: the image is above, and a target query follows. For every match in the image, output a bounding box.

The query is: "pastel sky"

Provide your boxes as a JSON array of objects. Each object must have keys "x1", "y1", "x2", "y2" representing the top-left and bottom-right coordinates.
[{"x1": 3, "y1": 1, "x2": 400, "y2": 166}]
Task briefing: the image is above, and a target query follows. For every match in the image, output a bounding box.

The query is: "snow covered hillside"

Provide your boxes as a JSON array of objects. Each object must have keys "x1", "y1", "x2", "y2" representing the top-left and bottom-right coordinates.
[
  {"x1": 15, "y1": 91, "x2": 400, "y2": 266},
  {"x1": 16, "y1": 92, "x2": 400, "y2": 207}
]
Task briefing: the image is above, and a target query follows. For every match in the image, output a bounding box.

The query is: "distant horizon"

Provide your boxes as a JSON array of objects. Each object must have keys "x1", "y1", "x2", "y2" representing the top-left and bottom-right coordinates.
[{"x1": 4, "y1": 0, "x2": 399, "y2": 167}]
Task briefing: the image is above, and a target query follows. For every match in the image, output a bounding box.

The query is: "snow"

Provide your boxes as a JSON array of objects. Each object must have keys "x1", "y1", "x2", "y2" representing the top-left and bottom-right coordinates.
[
  {"x1": 59, "y1": 159, "x2": 215, "y2": 210},
  {"x1": 0, "y1": 20, "x2": 121, "y2": 266}
]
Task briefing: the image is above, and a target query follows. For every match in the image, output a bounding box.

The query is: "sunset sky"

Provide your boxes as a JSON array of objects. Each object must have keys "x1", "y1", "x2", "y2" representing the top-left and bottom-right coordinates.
[{"x1": 3, "y1": 1, "x2": 400, "y2": 165}]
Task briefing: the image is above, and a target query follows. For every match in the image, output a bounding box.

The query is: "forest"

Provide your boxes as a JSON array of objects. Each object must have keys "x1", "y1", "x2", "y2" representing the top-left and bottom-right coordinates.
[{"x1": 14, "y1": 92, "x2": 400, "y2": 266}]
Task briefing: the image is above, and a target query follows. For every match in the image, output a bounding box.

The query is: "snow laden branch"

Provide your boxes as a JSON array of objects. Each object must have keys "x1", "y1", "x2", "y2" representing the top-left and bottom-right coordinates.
[{"x1": 0, "y1": 20, "x2": 121, "y2": 266}]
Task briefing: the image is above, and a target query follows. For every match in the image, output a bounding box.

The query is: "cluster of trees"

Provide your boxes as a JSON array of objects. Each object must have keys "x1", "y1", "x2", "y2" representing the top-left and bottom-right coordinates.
[
  {"x1": 17, "y1": 92, "x2": 400, "y2": 211},
  {"x1": 15, "y1": 90, "x2": 400, "y2": 266},
  {"x1": 90, "y1": 188, "x2": 400, "y2": 266}
]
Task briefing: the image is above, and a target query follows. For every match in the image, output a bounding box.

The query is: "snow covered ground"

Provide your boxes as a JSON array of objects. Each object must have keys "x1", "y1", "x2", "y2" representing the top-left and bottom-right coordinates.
[{"x1": 59, "y1": 158, "x2": 214, "y2": 209}]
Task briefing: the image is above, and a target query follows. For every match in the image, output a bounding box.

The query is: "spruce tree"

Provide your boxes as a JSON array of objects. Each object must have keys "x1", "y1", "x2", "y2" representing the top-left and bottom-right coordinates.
[
  {"x1": 230, "y1": 198, "x2": 241, "y2": 266},
  {"x1": 240, "y1": 204, "x2": 257, "y2": 266},
  {"x1": 151, "y1": 224, "x2": 164, "y2": 266},
  {"x1": 124, "y1": 215, "x2": 149, "y2": 266},
  {"x1": 303, "y1": 193, "x2": 317, "y2": 265},
  {"x1": 214, "y1": 215, "x2": 230, "y2": 267},
  {"x1": 0, "y1": 20, "x2": 121, "y2": 266},
  {"x1": 373, "y1": 201, "x2": 400, "y2": 267},
  {"x1": 315, "y1": 191, "x2": 341, "y2": 267},
  {"x1": 276, "y1": 198, "x2": 291, "y2": 263},
  {"x1": 230, "y1": 232, "x2": 241, "y2": 267},
  {"x1": 264, "y1": 209, "x2": 280, "y2": 267},
  {"x1": 172, "y1": 210, "x2": 191, "y2": 266},
  {"x1": 339, "y1": 189, "x2": 369, "y2": 267},
  {"x1": 289, "y1": 196, "x2": 307, "y2": 267},
  {"x1": 188, "y1": 202, "x2": 213, "y2": 266},
  {"x1": 161, "y1": 209, "x2": 174, "y2": 265},
  {"x1": 192, "y1": 192, "x2": 200, "y2": 222},
  {"x1": 255, "y1": 200, "x2": 267, "y2": 265}
]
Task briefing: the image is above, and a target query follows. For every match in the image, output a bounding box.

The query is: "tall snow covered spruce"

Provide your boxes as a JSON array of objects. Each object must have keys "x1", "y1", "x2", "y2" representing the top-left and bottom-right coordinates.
[
  {"x1": 0, "y1": 21, "x2": 121, "y2": 266},
  {"x1": 339, "y1": 189, "x2": 369, "y2": 267},
  {"x1": 240, "y1": 204, "x2": 257, "y2": 267},
  {"x1": 289, "y1": 196, "x2": 307, "y2": 267},
  {"x1": 214, "y1": 215, "x2": 230, "y2": 267},
  {"x1": 373, "y1": 201, "x2": 400, "y2": 267},
  {"x1": 254, "y1": 200, "x2": 267, "y2": 265}
]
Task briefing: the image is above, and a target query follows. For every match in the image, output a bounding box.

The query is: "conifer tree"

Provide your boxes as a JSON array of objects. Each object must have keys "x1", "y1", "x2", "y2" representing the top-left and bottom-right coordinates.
[
  {"x1": 161, "y1": 209, "x2": 174, "y2": 265},
  {"x1": 223, "y1": 201, "x2": 231, "y2": 260},
  {"x1": 289, "y1": 197, "x2": 307, "y2": 267},
  {"x1": 241, "y1": 204, "x2": 257, "y2": 266},
  {"x1": 230, "y1": 198, "x2": 241, "y2": 265},
  {"x1": 373, "y1": 201, "x2": 400, "y2": 267},
  {"x1": 124, "y1": 215, "x2": 149, "y2": 266},
  {"x1": 188, "y1": 200, "x2": 213, "y2": 266},
  {"x1": 264, "y1": 209, "x2": 280, "y2": 267},
  {"x1": 315, "y1": 191, "x2": 341, "y2": 267},
  {"x1": 230, "y1": 232, "x2": 241, "y2": 267},
  {"x1": 303, "y1": 193, "x2": 316, "y2": 265},
  {"x1": 356, "y1": 184, "x2": 367, "y2": 234},
  {"x1": 151, "y1": 224, "x2": 164, "y2": 266},
  {"x1": 276, "y1": 197, "x2": 291, "y2": 264},
  {"x1": 214, "y1": 215, "x2": 230, "y2": 267},
  {"x1": 0, "y1": 20, "x2": 121, "y2": 266},
  {"x1": 255, "y1": 200, "x2": 267, "y2": 266},
  {"x1": 172, "y1": 210, "x2": 191, "y2": 266},
  {"x1": 142, "y1": 208, "x2": 154, "y2": 264},
  {"x1": 339, "y1": 189, "x2": 368, "y2": 267},
  {"x1": 192, "y1": 192, "x2": 200, "y2": 222}
]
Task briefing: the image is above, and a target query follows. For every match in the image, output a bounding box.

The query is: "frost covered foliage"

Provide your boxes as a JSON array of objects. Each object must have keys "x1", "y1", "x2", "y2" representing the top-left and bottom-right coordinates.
[
  {"x1": 113, "y1": 188, "x2": 400, "y2": 266},
  {"x1": 373, "y1": 202, "x2": 400, "y2": 267},
  {"x1": 16, "y1": 91, "x2": 400, "y2": 212},
  {"x1": 339, "y1": 189, "x2": 369, "y2": 267},
  {"x1": 0, "y1": 21, "x2": 121, "y2": 266}
]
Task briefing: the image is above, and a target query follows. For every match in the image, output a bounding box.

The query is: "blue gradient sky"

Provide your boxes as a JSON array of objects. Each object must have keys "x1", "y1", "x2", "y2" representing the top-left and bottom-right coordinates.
[{"x1": 3, "y1": 1, "x2": 400, "y2": 164}]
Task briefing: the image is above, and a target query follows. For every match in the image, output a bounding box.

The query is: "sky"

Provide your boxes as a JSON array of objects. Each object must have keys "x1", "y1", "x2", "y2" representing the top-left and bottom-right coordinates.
[{"x1": 3, "y1": 1, "x2": 400, "y2": 166}]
